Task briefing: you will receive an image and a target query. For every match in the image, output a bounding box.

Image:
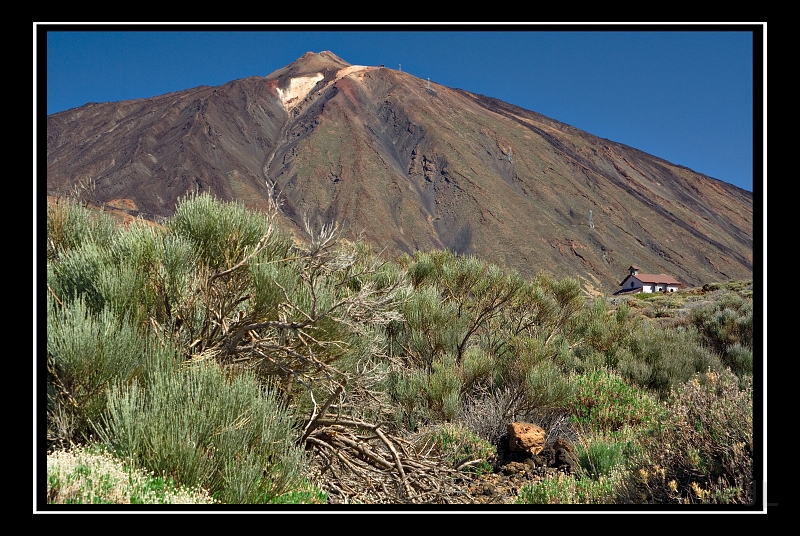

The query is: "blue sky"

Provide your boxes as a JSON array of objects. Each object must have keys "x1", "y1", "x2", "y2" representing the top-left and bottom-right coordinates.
[{"x1": 40, "y1": 24, "x2": 762, "y2": 193}]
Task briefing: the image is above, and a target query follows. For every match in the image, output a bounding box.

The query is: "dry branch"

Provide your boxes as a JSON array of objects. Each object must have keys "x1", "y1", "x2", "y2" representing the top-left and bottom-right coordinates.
[{"x1": 304, "y1": 418, "x2": 475, "y2": 504}]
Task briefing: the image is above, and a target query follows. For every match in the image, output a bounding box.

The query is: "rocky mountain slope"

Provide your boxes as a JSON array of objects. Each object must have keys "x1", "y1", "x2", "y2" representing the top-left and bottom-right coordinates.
[{"x1": 46, "y1": 51, "x2": 753, "y2": 294}]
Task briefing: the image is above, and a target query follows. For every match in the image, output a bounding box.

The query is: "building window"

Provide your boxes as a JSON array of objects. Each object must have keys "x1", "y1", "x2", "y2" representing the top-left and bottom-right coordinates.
[{"x1": 631, "y1": 282, "x2": 635, "y2": 287}]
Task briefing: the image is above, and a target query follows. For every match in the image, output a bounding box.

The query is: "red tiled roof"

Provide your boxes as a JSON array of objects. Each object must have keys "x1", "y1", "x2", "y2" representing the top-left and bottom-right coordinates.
[
  {"x1": 620, "y1": 273, "x2": 684, "y2": 287},
  {"x1": 635, "y1": 274, "x2": 682, "y2": 285}
]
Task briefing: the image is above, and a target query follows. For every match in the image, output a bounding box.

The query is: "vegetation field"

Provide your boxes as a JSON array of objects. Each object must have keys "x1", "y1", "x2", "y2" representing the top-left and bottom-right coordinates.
[{"x1": 43, "y1": 193, "x2": 757, "y2": 507}]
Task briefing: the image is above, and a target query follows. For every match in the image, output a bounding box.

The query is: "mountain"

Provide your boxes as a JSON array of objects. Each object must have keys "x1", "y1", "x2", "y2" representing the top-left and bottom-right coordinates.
[{"x1": 46, "y1": 51, "x2": 754, "y2": 295}]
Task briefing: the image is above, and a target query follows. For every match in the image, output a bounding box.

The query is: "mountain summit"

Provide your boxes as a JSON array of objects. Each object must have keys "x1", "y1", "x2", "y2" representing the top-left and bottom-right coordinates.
[
  {"x1": 266, "y1": 50, "x2": 352, "y2": 80},
  {"x1": 46, "y1": 52, "x2": 753, "y2": 294}
]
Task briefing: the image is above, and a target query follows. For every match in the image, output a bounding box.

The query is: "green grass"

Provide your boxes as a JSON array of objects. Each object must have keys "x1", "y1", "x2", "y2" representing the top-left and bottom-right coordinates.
[
  {"x1": 268, "y1": 480, "x2": 328, "y2": 504},
  {"x1": 515, "y1": 470, "x2": 624, "y2": 504}
]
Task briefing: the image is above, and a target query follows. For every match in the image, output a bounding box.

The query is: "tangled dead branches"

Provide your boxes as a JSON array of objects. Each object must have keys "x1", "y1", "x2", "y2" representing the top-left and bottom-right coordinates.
[{"x1": 303, "y1": 415, "x2": 477, "y2": 504}]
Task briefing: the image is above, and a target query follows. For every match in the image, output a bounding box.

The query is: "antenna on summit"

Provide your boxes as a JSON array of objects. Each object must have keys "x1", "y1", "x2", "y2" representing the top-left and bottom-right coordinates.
[{"x1": 426, "y1": 78, "x2": 438, "y2": 96}]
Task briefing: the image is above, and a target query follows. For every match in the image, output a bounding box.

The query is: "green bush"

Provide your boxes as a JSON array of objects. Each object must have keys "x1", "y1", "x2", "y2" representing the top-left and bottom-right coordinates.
[
  {"x1": 575, "y1": 298, "x2": 635, "y2": 366},
  {"x1": 100, "y1": 358, "x2": 308, "y2": 504},
  {"x1": 461, "y1": 346, "x2": 497, "y2": 393},
  {"x1": 47, "y1": 198, "x2": 117, "y2": 261},
  {"x1": 618, "y1": 323, "x2": 725, "y2": 399},
  {"x1": 384, "y1": 367, "x2": 429, "y2": 431},
  {"x1": 46, "y1": 296, "x2": 174, "y2": 449},
  {"x1": 47, "y1": 216, "x2": 198, "y2": 328},
  {"x1": 249, "y1": 256, "x2": 299, "y2": 319},
  {"x1": 98, "y1": 222, "x2": 168, "y2": 324},
  {"x1": 725, "y1": 343, "x2": 754, "y2": 380},
  {"x1": 567, "y1": 368, "x2": 662, "y2": 434},
  {"x1": 399, "y1": 250, "x2": 526, "y2": 364},
  {"x1": 523, "y1": 360, "x2": 574, "y2": 410},
  {"x1": 690, "y1": 293, "x2": 753, "y2": 377},
  {"x1": 428, "y1": 354, "x2": 465, "y2": 421},
  {"x1": 394, "y1": 284, "x2": 467, "y2": 369},
  {"x1": 385, "y1": 257, "x2": 588, "y2": 431},
  {"x1": 47, "y1": 240, "x2": 108, "y2": 314},
  {"x1": 384, "y1": 354, "x2": 464, "y2": 428},
  {"x1": 385, "y1": 346, "x2": 573, "y2": 433},
  {"x1": 169, "y1": 192, "x2": 274, "y2": 271},
  {"x1": 575, "y1": 437, "x2": 629, "y2": 480}
]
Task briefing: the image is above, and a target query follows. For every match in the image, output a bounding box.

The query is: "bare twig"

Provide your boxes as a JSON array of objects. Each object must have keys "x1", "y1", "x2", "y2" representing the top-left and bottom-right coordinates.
[
  {"x1": 47, "y1": 284, "x2": 64, "y2": 307},
  {"x1": 302, "y1": 383, "x2": 345, "y2": 443},
  {"x1": 375, "y1": 426, "x2": 413, "y2": 499}
]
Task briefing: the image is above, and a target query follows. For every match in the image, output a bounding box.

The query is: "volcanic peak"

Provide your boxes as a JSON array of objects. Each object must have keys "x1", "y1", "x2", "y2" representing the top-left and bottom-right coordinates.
[
  {"x1": 266, "y1": 51, "x2": 352, "y2": 80},
  {"x1": 267, "y1": 52, "x2": 378, "y2": 112}
]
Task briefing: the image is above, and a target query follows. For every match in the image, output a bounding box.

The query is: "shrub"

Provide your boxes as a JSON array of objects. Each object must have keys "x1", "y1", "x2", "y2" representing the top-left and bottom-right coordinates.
[
  {"x1": 567, "y1": 368, "x2": 662, "y2": 435},
  {"x1": 116, "y1": 193, "x2": 409, "y2": 423},
  {"x1": 621, "y1": 369, "x2": 753, "y2": 504},
  {"x1": 97, "y1": 221, "x2": 168, "y2": 324},
  {"x1": 690, "y1": 293, "x2": 753, "y2": 377},
  {"x1": 394, "y1": 285, "x2": 465, "y2": 370},
  {"x1": 386, "y1": 260, "x2": 588, "y2": 433},
  {"x1": 461, "y1": 346, "x2": 497, "y2": 393},
  {"x1": 575, "y1": 437, "x2": 629, "y2": 480},
  {"x1": 618, "y1": 323, "x2": 725, "y2": 399},
  {"x1": 47, "y1": 198, "x2": 117, "y2": 261},
  {"x1": 575, "y1": 298, "x2": 635, "y2": 363},
  {"x1": 725, "y1": 343, "x2": 754, "y2": 380},
  {"x1": 428, "y1": 355, "x2": 465, "y2": 421},
  {"x1": 169, "y1": 192, "x2": 274, "y2": 271},
  {"x1": 399, "y1": 250, "x2": 527, "y2": 364},
  {"x1": 46, "y1": 296, "x2": 175, "y2": 449},
  {"x1": 523, "y1": 359, "x2": 574, "y2": 410},
  {"x1": 384, "y1": 354, "x2": 464, "y2": 428},
  {"x1": 47, "y1": 215, "x2": 198, "y2": 328},
  {"x1": 47, "y1": 240, "x2": 108, "y2": 314},
  {"x1": 99, "y1": 358, "x2": 308, "y2": 504}
]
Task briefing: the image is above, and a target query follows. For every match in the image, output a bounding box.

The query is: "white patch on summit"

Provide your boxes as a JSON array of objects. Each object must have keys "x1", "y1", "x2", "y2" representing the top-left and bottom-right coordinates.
[
  {"x1": 277, "y1": 73, "x2": 324, "y2": 111},
  {"x1": 276, "y1": 66, "x2": 376, "y2": 112}
]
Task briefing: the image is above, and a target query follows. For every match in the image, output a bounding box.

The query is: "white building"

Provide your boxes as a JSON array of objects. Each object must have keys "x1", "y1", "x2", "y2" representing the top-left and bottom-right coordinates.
[{"x1": 616, "y1": 265, "x2": 684, "y2": 294}]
